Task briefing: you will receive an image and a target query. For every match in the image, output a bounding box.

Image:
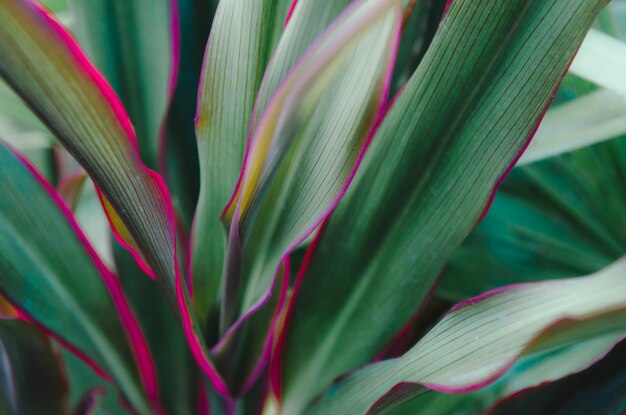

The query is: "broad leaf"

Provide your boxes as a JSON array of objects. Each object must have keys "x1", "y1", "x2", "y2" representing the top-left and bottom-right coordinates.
[
  {"x1": 308, "y1": 257, "x2": 626, "y2": 414},
  {"x1": 0, "y1": 143, "x2": 160, "y2": 413},
  {"x1": 0, "y1": 319, "x2": 67, "y2": 415},
  {"x1": 277, "y1": 1, "x2": 609, "y2": 413}
]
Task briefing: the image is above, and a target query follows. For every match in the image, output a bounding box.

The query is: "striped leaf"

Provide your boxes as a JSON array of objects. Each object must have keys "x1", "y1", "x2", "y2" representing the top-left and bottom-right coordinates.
[
  {"x1": 277, "y1": 1, "x2": 609, "y2": 413},
  {"x1": 191, "y1": 0, "x2": 290, "y2": 325},
  {"x1": 0, "y1": 143, "x2": 160, "y2": 414},
  {"x1": 308, "y1": 258, "x2": 626, "y2": 414}
]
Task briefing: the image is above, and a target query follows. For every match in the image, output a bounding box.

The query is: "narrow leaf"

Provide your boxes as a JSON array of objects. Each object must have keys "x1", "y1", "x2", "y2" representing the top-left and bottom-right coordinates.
[
  {"x1": 278, "y1": 1, "x2": 608, "y2": 413},
  {"x1": 519, "y1": 89, "x2": 626, "y2": 164},
  {"x1": 570, "y1": 29, "x2": 626, "y2": 96},
  {"x1": 0, "y1": 143, "x2": 160, "y2": 413},
  {"x1": 216, "y1": 0, "x2": 402, "y2": 390},
  {"x1": 192, "y1": 0, "x2": 288, "y2": 324},
  {"x1": 0, "y1": 0, "x2": 228, "y2": 395},
  {"x1": 69, "y1": 0, "x2": 179, "y2": 169},
  {"x1": 308, "y1": 257, "x2": 626, "y2": 414}
]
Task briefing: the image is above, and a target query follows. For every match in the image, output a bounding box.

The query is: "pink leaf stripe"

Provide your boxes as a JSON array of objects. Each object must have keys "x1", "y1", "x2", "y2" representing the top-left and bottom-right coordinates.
[
  {"x1": 21, "y1": 0, "x2": 231, "y2": 396},
  {"x1": 10, "y1": 148, "x2": 164, "y2": 414}
]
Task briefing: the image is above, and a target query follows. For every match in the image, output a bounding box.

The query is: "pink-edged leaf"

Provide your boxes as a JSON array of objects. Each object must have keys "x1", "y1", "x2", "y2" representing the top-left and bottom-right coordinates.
[
  {"x1": 69, "y1": 0, "x2": 180, "y2": 171},
  {"x1": 191, "y1": 0, "x2": 291, "y2": 326},
  {"x1": 277, "y1": 0, "x2": 609, "y2": 413},
  {"x1": 0, "y1": 142, "x2": 162, "y2": 414},
  {"x1": 213, "y1": 0, "x2": 402, "y2": 391},
  {"x1": 0, "y1": 0, "x2": 229, "y2": 395},
  {"x1": 307, "y1": 257, "x2": 626, "y2": 414}
]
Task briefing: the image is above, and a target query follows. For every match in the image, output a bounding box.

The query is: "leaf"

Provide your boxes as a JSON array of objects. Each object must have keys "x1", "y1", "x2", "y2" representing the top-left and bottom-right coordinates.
[
  {"x1": 307, "y1": 257, "x2": 626, "y2": 414},
  {"x1": 519, "y1": 89, "x2": 626, "y2": 164},
  {"x1": 113, "y1": 244, "x2": 197, "y2": 415},
  {"x1": 69, "y1": 0, "x2": 178, "y2": 170},
  {"x1": 276, "y1": 1, "x2": 609, "y2": 413},
  {"x1": 0, "y1": 143, "x2": 160, "y2": 414},
  {"x1": 440, "y1": 68, "x2": 626, "y2": 302},
  {"x1": 570, "y1": 29, "x2": 626, "y2": 96},
  {"x1": 0, "y1": 0, "x2": 230, "y2": 395},
  {"x1": 191, "y1": 0, "x2": 290, "y2": 326},
  {"x1": 0, "y1": 319, "x2": 67, "y2": 415},
  {"x1": 161, "y1": 0, "x2": 218, "y2": 229},
  {"x1": 486, "y1": 339, "x2": 626, "y2": 415},
  {"x1": 215, "y1": 0, "x2": 402, "y2": 390},
  {"x1": 62, "y1": 349, "x2": 130, "y2": 415}
]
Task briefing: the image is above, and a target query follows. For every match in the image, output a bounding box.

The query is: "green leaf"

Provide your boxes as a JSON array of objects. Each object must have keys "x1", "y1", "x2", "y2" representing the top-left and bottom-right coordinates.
[
  {"x1": 486, "y1": 339, "x2": 626, "y2": 415},
  {"x1": 307, "y1": 257, "x2": 626, "y2": 414},
  {"x1": 0, "y1": 142, "x2": 158, "y2": 414},
  {"x1": 570, "y1": 29, "x2": 626, "y2": 96},
  {"x1": 0, "y1": 0, "x2": 230, "y2": 395},
  {"x1": 61, "y1": 349, "x2": 129, "y2": 415},
  {"x1": 0, "y1": 319, "x2": 67, "y2": 415},
  {"x1": 438, "y1": 7, "x2": 626, "y2": 303},
  {"x1": 389, "y1": 0, "x2": 447, "y2": 94},
  {"x1": 68, "y1": 0, "x2": 177, "y2": 169},
  {"x1": 113, "y1": 245, "x2": 197, "y2": 415},
  {"x1": 519, "y1": 89, "x2": 626, "y2": 164},
  {"x1": 278, "y1": 1, "x2": 608, "y2": 413},
  {"x1": 215, "y1": 0, "x2": 402, "y2": 390},
  {"x1": 192, "y1": 0, "x2": 290, "y2": 327}
]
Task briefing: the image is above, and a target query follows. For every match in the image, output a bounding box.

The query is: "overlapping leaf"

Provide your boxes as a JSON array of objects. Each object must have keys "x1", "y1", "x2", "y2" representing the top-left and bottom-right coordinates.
[
  {"x1": 486, "y1": 340, "x2": 626, "y2": 415},
  {"x1": 277, "y1": 1, "x2": 609, "y2": 413},
  {"x1": 192, "y1": 0, "x2": 290, "y2": 325},
  {"x1": 0, "y1": 143, "x2": 159, "y2": 413},
  {"x1": 308, "y1": 257, "x2": 626, "y2": 414},
  {"x1": 69, "y1": 0, "x2": 178, "y2": 169},
  {"x1": 0, "y1": 319, "x2": 67, "y2": 415},
  {"x1": 211, "y1": 0, "x2": 402, "y2": 390},
  {"x1": 0, "y1": 0, "x2": 229, "y2": 396}
]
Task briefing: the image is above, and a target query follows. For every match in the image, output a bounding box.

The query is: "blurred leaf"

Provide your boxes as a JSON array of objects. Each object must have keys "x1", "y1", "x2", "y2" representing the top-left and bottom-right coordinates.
[
  {"x1": 0, "y1": 142, "x2": 158, "y2": 413},
  {"x1": 277, "y1": 1, "x2": 608, "y2": 413},
  {"x1": 161, "y1": 0, "x2": 218, "y2": 229},
  {"x1": 570, "y1": 29, "x2": 626, "y2": 96},
  {"x1": 390, "y1": 0, "x2": 447, "y2": 94},
  {"x1": 486, "y1": 339, "x2": 626, "y2": 415},
  {"x1": 0, "y1": 319, "x2": 67, "y2": 415},
  {"x1": 69, "y1": 0, "x2": 177, "y2": 169},
  {"x1": 61, "y1": 349, "x2": 129, "y2": 415},
  {"x1": 308, "y1": 258, "x2": 626, "y2": 414},
  {"x1": 519, "y1": 89, "x2": 626, "y2": 164}
]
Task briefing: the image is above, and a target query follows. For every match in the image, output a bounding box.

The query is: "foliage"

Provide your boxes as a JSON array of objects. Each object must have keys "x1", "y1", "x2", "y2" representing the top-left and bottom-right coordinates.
[{"x1": 0, "y1": 0, "x2": 625, "y2": 414}]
